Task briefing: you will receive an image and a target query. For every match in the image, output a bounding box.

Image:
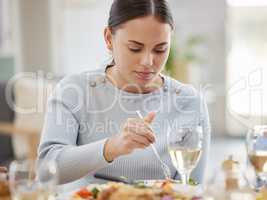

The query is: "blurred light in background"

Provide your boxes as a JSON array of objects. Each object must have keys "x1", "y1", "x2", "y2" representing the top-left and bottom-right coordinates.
[
  {"x1": 226, "y1": 1, "x2": 267, "y2": 131},
  {"x1": 227, "y1": 0, "x2": 267, "y2": 7},
  {"x1": 50, "y1": 0, "x2": 112, "y2": 75}
]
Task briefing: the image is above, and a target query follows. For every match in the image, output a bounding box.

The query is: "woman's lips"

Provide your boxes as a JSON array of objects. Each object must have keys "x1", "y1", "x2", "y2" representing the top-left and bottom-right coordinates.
[{"x1": 134, "y1": 71, "x2": 154, "y2": 80}]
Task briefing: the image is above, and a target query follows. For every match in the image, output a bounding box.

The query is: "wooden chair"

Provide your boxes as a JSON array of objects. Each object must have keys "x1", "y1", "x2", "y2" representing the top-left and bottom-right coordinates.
[
  {"x1": 0, "y1": 123, "x2": 40, "y2": 200},
  {"x1": 0, "y1": 122, "x2": 40, "y2": 160}
]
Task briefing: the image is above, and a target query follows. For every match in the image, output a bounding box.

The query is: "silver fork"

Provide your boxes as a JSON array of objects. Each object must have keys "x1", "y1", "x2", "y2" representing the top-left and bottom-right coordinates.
[{"x1": 136, "y1": 110, "x2": 172, "y2": 179}]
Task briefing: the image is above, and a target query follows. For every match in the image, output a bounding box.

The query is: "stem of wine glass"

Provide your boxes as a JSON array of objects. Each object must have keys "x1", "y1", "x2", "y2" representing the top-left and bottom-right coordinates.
[{"x1": 180, "y1": 171, "x2": 190, "y2": 185}]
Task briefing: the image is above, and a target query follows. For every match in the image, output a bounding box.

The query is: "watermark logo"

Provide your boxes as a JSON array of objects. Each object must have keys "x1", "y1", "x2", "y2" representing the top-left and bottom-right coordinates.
[{"x1": 227, "y1": 67, "x2": 266, "y2": 129}]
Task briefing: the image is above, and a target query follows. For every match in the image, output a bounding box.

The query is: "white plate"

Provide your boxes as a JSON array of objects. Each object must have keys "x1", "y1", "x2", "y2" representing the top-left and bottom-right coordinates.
[{"x1": 56, "y1": 180, "x2": 203, "y2": 200}]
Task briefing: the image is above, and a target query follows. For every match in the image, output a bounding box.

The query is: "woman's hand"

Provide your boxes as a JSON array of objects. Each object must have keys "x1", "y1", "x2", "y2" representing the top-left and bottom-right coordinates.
[{"x1": 104, "y1": 112, "x2": 156, "y2": 162}]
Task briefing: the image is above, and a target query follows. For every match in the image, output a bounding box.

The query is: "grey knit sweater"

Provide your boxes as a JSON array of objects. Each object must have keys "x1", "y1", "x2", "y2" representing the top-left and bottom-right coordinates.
[{"x1": 38, "y1": 67, "x2": 210, "y2": 189}]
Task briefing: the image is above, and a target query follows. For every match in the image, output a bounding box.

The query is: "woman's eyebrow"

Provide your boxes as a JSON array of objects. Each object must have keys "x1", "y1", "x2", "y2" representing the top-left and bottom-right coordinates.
[
  {"x1": 155, "y1": 42, "x2": 168, "y2": 47},
  {"x1": 128, "y1": 40, "x2": 144, "y2": 46},
  {"x1": 128, "y1": 40, "x2": 168, "y2": 47}
]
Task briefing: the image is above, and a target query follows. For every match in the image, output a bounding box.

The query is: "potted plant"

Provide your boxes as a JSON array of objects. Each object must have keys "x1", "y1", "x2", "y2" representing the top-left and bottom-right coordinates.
[{"x1": 164, "y1": 34, "x2": 206, "y2": 84}]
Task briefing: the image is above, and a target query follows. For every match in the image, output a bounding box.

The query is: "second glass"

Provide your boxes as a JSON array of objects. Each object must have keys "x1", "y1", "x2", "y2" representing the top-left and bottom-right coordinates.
[
  {"x1": 246, "y1": 125, "x2": 267, "y2": 189},
  {"x1": 167, "y1": 124, "x2": 203, "y2": 185},
  {"x1": 9, "y1": 159, "x2": 58, "y2": 200}
]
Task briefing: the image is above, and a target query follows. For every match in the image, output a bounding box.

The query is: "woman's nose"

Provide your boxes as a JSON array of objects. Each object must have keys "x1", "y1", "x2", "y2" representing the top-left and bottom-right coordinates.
[{"x1": 140, "y1": 52, "x2": 153, "y2": 66}]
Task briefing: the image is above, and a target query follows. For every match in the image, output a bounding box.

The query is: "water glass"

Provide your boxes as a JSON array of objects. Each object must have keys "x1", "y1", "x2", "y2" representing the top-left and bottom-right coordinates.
[{"x1": 9, "y1": 159, "x2": 57, "y2": 200}]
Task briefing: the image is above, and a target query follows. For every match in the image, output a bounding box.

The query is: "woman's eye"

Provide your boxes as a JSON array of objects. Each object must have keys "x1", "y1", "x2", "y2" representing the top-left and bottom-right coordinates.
[
  {"x1": 129, "y1": 48, "x2": 141, "y2": 52},
  {"x1": 154, "y1": 49, "x2": 167, "y2": 54}
]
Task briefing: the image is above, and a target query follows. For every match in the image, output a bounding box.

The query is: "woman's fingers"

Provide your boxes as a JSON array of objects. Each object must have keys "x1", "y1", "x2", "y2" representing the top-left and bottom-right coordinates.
[
  {"x1": 126, "y1": 120, "x2": 155, "y2": 142},
  {"x1": 128, "y1": 125, "x2": 155, "y2": 143},
  {"x1": 130, "y1": 132, "x2": 151, "y2": 147},
  {"x1": 143, "y1": 112, "x2": 156, "y2": 124},
  {"x1": 127, "y1": 138, "x2": 148, "y2": 149},
  {"x1": 119, "y1": 115, "x2": 157, "y2": 154},
  {"x1": 133, "y1": 142, "x2": 147, "y2": 149},
  {"x1": 135, "y1": 129, "x2": 155, "y2": 143}
]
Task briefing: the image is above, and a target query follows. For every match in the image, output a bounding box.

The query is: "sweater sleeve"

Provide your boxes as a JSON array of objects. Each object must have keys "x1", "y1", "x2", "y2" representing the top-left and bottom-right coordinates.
[{"x1": 37, "y1": 76, "x2": 110, "y2": 184}]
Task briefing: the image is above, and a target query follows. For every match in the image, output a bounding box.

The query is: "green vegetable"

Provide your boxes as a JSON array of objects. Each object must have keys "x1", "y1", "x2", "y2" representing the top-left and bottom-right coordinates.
[
  {"x1": 91, "y1": 187, "x2": 100, "y2": 198},
  {"x1": 134, "y1": 182, "x2": 148, "y2": 188},
  {"x1": 188, "y1": 178, "x2": 198, "y2": 186}
]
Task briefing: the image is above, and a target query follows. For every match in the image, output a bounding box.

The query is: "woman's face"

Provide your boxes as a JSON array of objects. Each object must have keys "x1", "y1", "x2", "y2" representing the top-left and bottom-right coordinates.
[{"x1": 105, "y1": 15, "x2": 172, "y2": 90}]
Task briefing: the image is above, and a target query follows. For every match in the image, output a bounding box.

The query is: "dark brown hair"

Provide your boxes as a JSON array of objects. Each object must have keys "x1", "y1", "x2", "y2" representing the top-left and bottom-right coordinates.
[{"x1": 108, "y1": 0, "x2": 174, "y2": 33}]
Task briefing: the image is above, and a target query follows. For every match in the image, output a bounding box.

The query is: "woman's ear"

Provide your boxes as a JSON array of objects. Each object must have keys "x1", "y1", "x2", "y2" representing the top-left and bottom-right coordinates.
[{"x1": 104, "y1": 27, "x2": 113, "y2": 51}]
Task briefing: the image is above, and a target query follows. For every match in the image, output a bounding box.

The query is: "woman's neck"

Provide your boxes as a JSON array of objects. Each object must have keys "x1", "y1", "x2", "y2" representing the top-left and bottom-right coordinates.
[{"x1": 105, "y1": 65, "x2": 164, "y2": 94}]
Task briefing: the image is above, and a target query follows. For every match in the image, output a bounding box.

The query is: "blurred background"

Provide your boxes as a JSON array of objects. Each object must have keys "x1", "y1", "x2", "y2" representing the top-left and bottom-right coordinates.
[{"x1": 0, "y1": 0, "x2": 266, "y2": 174}]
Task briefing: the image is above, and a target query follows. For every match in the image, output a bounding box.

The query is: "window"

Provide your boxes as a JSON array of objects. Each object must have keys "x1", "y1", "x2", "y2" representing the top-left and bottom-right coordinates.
[
  {"x1": 226, "y1": 0, "x2": 267, "y2": 133},
  {"x1": 50, "y1": 0, "x2": 112, "y2": 75},
  {"x1": 0, "y1": 0, "x2": 13, "y2": 56}
]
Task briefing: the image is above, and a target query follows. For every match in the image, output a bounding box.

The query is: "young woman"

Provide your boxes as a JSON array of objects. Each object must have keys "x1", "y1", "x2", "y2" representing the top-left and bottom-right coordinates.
[{"x1": 38, "y1": 0, "x2": 210, "y2": 187}]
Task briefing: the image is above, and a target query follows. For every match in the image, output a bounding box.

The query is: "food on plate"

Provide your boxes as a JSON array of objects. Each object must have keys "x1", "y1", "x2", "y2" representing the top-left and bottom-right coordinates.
[{"x1": 72, "y1": 180, "x2": 202, "y2": 200}]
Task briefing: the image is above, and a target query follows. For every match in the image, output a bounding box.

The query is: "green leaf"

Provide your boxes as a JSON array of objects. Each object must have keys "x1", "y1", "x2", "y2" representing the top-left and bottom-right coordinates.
[
  {"x1": 189, "y1": 178, "x2": 199, "y2": 186},
  {"x1": 164, "y1": 33, "x2": 207, "y2": 78},
  {"x1": 91, "y1": 187, "x2": 100, "y2": 198},
  {"x1": 134, "y1": 182, "x2": 148, "y2": 188}
]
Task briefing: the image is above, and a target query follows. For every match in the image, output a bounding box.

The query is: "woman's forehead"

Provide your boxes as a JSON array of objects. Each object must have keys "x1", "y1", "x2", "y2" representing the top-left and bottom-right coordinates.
[{"x1": 114, "y1": 16, "x2": 172, "y2": 44}]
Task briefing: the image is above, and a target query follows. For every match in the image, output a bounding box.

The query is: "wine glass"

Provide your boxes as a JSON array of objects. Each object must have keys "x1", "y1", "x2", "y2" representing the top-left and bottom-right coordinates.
[
  {"x1": 246, "y1": 125, "x2": 267, "y2": 189},
  {"x1": 9, "y1": 159, "x2": 58, "y2": 200},
  {"x1": 167, "y1": 123, "x2": 203, "y2": 185}
]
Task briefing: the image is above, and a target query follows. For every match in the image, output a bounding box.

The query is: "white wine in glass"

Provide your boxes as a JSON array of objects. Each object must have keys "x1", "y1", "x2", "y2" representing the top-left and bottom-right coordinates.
[
  {"x1": 248, "y1": 151, "x2": 267, "y2": 180},
  {"x1": 169, "y1": 147, "x2": 202, "y2": 175},
  {"x1": 246, "y1": 125, "x2": 267, "y2": 188},
  {"x1": 167, "y1": 125, "x2": 203, "y2": 184}
]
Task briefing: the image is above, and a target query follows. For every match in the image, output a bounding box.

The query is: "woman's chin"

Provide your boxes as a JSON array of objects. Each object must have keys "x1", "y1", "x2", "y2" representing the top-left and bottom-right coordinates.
[{"x1": 134, "y1": 78, "x2": 154, "y2": 87}]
